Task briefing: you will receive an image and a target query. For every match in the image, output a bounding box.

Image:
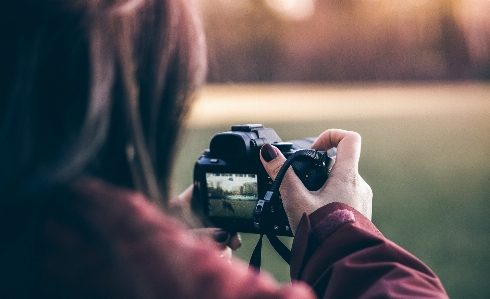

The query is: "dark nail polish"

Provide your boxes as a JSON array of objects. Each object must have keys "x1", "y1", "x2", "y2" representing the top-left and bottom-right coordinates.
[
  {"x1": 261, "y1": 144, "x2": 277, "y2": 162},
  {"x1": 213, "y1": 230, "x2": 229, "y2": 243}
]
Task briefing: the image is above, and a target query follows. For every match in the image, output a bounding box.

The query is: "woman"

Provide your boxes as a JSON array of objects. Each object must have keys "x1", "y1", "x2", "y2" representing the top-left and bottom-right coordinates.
[{"x1": 0, "y1": 0, "x2": 448, "y2": 298}]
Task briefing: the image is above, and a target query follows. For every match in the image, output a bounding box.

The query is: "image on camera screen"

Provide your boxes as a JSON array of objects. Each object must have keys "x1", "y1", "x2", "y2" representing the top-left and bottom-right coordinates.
[{"x1": 206, "y1": 173, "x2": 258, "y2": 219}]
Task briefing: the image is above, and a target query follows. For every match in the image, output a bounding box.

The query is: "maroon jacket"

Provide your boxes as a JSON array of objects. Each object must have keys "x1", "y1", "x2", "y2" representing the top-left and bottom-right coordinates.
[
  {"x1": 292, "y1": 203, "x2": 447, "y2": 298},
  {"x1": 12, "y1": 179, "x2": 448, "y2": 298}
]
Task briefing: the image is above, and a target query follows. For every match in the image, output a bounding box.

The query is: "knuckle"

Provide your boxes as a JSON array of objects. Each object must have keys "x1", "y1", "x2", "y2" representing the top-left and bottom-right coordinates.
[
  {"x1": 347, "y1": 131, "x2": 361, "y2": 142},
  {"x1": 268, "y1": 161, "x2": 284, "y2": 179},
  {"x1": 358, "y1": 176, "x2": 372, "y2": 196},
  {"x1": 265, "y1": 158, "x2": 285, "y2": 179}
]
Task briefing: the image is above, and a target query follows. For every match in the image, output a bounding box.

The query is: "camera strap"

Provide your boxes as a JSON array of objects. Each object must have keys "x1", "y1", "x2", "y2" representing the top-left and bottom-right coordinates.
[
  {"x1": 249, "y1": 150, "x2": 327, "y2": 271},
  {"x1": 249, "y1": 231, "x2": 293, "y2": 271}
]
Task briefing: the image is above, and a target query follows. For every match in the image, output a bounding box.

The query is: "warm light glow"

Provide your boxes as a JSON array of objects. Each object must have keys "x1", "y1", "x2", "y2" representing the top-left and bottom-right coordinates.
[
  {"x1": 189, "y1": 84, "x2": 490, "y2": 126},
  {"x1": 265, "y1": 0, "x2": 316, "y2": 21}
]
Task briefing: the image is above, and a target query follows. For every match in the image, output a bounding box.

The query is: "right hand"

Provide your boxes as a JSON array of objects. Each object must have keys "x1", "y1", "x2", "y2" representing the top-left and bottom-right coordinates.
[{"x1": 260, "y1": 129, "x2": 372, "y2": 235}]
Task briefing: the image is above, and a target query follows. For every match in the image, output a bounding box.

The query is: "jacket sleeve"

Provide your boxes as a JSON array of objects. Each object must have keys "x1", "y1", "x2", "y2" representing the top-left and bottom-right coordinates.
[{"x1": 290, "y1": 202, "x2": 448, "y2": 299}]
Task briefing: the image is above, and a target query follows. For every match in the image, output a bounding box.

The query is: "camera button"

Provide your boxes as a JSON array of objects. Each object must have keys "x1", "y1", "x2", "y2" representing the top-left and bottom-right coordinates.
[{"x1": 210, "y1": 158, "x2": 219, "y2": 163}]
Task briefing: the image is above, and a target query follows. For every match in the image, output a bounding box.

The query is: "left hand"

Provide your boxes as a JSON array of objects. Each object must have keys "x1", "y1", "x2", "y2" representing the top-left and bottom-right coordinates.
[{"x1": 169, "y1": 185, "x2": 242, "y2": 259}]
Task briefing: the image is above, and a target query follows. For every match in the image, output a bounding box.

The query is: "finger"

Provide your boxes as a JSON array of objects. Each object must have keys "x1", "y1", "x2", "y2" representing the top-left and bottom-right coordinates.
[
  {"x1": 194, "y1": 228, "x2": 233, "y2": 262},
  {"x1": 192, "y1": 228, "x2": 244, "y2": 253},
  {"x1": 219, "y1": 246, "x2": 232, "y2": 262},
  {"x1": 260, "y1": 144, "x2": 312, "y2": 234},
  {"x1": 278, "y1": 168, "x2": 316, "y2": 235},
  {"x1": 259, "y1": 143, "x2": 310, "y2": 201},
  {"x1": 212, "y1": 229, "x2": 231, "y2": 248},
  {"x1": 259, "y1": 144, "x2": 309, "y2": 190},
  {"x1": 228, "y1": 232, "x2": 242, "y2": 251},
  {"x1": 169, "y1": 184, "x2": 194, "y2": 207},
  {"x1": 193, "y1": 228, "x2": 229, "y2": 247},
  {"x1": 312, "y1": 129, "x2": 361, "y2": 174},
  {"x1": 259, "y1": 144, "x2": 286, "y2": 181}
]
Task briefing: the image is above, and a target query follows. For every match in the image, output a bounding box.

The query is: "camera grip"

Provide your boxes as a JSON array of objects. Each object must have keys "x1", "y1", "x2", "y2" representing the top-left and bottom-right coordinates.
[{"x1": 291, "y1": 152, "x2": 334, "y2": 191}]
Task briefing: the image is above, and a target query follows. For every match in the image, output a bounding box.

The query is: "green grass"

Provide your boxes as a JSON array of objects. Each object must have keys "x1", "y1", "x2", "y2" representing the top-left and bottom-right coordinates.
[
  {"x1": 171, "y1": 85, "x2": 490, "y2": 299},
  {"x1": 208, "y1": 198, "x2": 257, "y2": 219}
]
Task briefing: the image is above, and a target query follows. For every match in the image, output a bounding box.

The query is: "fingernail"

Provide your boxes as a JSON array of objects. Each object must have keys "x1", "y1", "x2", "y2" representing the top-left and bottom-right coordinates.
[
  {"x1": 261, "y1": 144, "x2": 277, "y2": 162},
  {"x1": 213, "y1": 230, "x2": 229, "y2": 243}
]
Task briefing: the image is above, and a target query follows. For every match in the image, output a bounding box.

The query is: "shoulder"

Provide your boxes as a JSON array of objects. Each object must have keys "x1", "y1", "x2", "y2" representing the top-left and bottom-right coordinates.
[
  {"x1": 68, "y1": 178, "x2": 189, "y2": 246},
  {"x1": 41, "y1": 178, "x2": 194, "y2": 297}
]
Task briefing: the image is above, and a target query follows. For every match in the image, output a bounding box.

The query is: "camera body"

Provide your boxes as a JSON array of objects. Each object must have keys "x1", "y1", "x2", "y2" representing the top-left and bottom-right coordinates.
[{"x1": 192, "y1": 124, "x2": 334, "y2": 236}]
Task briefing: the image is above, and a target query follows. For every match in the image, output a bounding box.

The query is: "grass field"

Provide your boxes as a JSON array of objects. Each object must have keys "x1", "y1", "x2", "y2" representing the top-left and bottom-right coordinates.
[
  {"x1": 171, "y1": 82, "x2": 490, "y2": 299},
  {"x1": 208, "y1": 198, "x2": 257, "y2": 219}
]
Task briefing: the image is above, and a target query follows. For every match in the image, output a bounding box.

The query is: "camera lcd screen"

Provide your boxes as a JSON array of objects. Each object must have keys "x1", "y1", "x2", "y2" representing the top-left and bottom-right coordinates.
[{"x1": 205, "y1": 173, "x2": 258, "y2": 219}]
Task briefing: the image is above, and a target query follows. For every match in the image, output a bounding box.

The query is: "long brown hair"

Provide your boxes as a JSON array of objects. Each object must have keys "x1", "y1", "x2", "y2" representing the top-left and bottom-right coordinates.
[{"x1": 0, "y1": 0, "x2": 207, "y2": 205}]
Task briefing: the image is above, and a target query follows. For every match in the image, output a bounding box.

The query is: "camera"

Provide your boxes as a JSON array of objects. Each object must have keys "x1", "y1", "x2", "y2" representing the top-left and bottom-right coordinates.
[{"x1": 192, "y1": 124, "x2": 334, "y2": 236}]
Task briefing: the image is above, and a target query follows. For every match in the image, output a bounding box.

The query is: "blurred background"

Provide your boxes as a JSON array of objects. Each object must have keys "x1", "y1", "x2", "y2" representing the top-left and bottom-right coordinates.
[
  {"x1": 196, "y1": 0, "x2": 490, "y2": 82},
  {"x1": 172, "y1": 1, "x2": 490, "y2": 298}
]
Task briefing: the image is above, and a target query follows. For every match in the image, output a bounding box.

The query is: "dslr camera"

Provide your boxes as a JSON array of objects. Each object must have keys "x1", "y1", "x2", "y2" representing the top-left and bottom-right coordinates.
[{"x1": 192, "y1": 124, "x2": 334, "y2": 236}]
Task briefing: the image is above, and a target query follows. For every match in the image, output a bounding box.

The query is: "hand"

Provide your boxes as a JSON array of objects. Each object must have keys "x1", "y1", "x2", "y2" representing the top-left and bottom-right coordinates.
[
  {"x1": 260, "y1": 129, "x2": 372, "y2": 235},
  {"x1": 169, "y1": 185, "x2": 242, "y2": 258}
]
